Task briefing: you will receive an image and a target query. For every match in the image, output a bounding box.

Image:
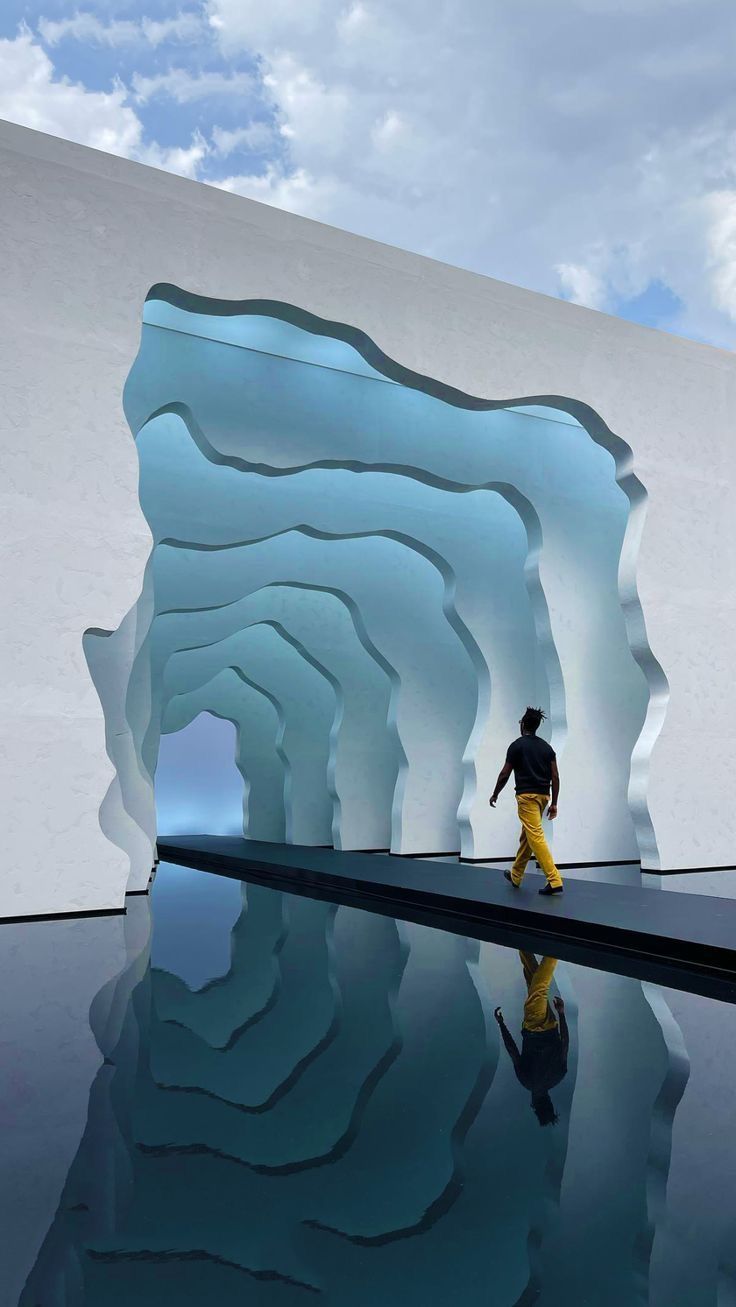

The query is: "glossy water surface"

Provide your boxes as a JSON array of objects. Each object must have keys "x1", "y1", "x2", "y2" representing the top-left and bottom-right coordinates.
[{"x1": 6, "y1": 864, "x2": 736, "y2": 1306}]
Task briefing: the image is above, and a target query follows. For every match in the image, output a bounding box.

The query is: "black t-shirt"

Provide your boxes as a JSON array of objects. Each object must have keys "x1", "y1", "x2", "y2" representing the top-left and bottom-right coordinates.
[
  {"x1": 506, "y1": 734, "x2": 556, "y2": 796},
  {"x1": 516, "y1": 1028, "x2": 568, "y2": 1095}
]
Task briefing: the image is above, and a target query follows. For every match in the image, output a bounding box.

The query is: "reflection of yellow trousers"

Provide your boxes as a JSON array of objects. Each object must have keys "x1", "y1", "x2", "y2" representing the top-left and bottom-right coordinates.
[
  {"x1": 510, "y1": 793, "x2": 563, "y2": 889},
  {"x1": 520, "y1": 951, "x2": 558, "y2": 1032}
]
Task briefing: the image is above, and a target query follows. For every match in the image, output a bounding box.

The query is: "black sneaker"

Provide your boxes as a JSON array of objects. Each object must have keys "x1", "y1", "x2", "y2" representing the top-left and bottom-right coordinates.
[
  {"x1": 538, "y1": 884, "x2": 564, "y2": 895},
  {"x1": 504, "y1": 871, "x2": 520, "y2": 888}
]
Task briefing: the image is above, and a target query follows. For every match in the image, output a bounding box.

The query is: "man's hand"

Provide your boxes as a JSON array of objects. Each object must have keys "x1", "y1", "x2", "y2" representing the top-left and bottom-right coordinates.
[
  {"x1": 553, "y1": 996, "x2": 565, "y2": 1013},
  {"x1": 494, "y1": 1006, "x2": 504, "y2": 1024},
  {"x1": 547, "y1": 804, "x2": 558, "y2": 820},
  {"x1": 490, "y1": 761, "x2": 513, "y2": 808}
]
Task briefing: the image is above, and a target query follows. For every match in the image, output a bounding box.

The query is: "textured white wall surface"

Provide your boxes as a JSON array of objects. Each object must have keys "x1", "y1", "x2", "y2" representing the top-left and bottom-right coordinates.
[{"x1": 2, "y1": 116, "x2": 736, "y2": 916}]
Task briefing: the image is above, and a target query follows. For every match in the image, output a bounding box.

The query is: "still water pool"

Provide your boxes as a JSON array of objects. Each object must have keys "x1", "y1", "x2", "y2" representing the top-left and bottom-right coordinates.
[{"x1": 6, "y1": 863, "x2": 736, "y2": 1306}]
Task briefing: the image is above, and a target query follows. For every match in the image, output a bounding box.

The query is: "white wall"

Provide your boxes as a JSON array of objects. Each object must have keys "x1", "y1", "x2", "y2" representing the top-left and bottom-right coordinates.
[{"x1": 2, "y1": 117, "x2": 735, "y2": 914}]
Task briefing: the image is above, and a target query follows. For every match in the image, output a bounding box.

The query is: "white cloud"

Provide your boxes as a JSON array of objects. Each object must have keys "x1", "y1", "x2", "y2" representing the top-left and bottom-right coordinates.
[
  {"x1": 6, "y1": 2, "x2": 736, "y2": 346},
  {"x1": 206, "y1": 0, "x2": 330, "y2": 54},
  {"x1": 38, "y1": 13, "x2": 139, "y2": 46},
  {"x1": 705, "y1": 190, "x2": 736, "y2": 320},
  {"x1": 139, "y1": 130, "x2": 209, "y2": 179},
  {"x1": 205, "y1": 0, "x2": 736, "y2": 345},
  {"x1": 211, "y1": 121, "x2": 276, "y2": 156},
  {"x1": 0, "y1": 29, "x2": 207, "y2": 180},
  {"x1": 337, "y1": 3, "x2": 372, "y2": 43},
  {"x1": 263, "y1": 54, "x2": 351, "y2": 159},
  {"x1": 38, "y1": 10, "x2": 204, "y2": 49},
  {"x1": 0, "y1": 28, "x2": 141, "y2": 154},
  {"x1": 215, "y1": 164, "x2": 336, "y2": 218},
  {"x1": 371, "y1": 111, "x2": 410, "y2": 150},
  {"x1": 131, "y1": 66, "x2": 255, "y2": 104},
  {"x1": 142, "y1": 12, "x2": 206, "y2": 47},
  {"x1": 556, "y1": 261, "x2": 607, "y2": 311}
]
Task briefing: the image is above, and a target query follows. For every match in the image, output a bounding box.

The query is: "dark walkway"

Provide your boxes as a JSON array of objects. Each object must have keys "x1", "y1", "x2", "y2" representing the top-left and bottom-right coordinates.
[{"x1": 158, "y1": 836, "x2": 736, "y2": 1004}]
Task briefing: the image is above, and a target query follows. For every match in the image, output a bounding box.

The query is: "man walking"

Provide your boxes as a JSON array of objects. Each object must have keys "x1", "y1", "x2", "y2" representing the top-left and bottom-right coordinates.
[{"x1": 489, "y1": 706, "x2": 563, "y2": 895}]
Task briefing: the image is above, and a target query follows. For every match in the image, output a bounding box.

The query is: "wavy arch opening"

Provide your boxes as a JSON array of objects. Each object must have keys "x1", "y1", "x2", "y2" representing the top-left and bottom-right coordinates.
[{"x1": 88, "y1": 285, "x2": 667, "y2": 884}]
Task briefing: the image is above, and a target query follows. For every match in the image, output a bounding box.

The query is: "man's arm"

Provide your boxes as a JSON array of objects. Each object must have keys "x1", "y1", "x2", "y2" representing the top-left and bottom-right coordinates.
[
  {"x1": 490, "y1": 758, "x2": 513, "y2": 807},
  {"x1": 554, "y1": 996, "x2": 569, "y2": 1054},
  {"x1": 548, "y1": 758, "x2": 560, "y2": 819},
  {"x1": 494, "y1": 1007, "x2": 521, "y2": 1068}
]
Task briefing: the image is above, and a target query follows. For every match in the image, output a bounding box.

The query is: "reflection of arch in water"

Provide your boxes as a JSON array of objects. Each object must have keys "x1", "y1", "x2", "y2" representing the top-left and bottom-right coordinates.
[
  {"x1": 20, "y1": 899, "x2": 548, "y2": 1295},
  {"x1": 18, "y1": 896, "x2": 153, "y2": 1304},
  {"x1": 22, "y1": 877, "x2": 702, "y2": 1303}
]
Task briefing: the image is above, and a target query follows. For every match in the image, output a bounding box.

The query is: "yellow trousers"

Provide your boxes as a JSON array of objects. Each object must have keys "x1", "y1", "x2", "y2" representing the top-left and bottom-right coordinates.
[
  {"x1": 520, "y1": 951, "x2": 559, "y2": 1032},
  {"x1": 510, "y1": 793, "x2": 563, "y2": 889}
]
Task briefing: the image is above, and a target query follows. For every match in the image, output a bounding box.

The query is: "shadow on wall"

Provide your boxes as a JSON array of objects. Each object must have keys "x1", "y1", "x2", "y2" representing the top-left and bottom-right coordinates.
[{"x1": 84, "y1": 288, "x2": 667, "y2": 885}]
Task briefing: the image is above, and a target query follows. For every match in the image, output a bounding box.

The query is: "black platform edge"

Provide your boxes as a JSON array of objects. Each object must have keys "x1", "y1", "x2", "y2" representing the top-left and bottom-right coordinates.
[
  {"x1": 358, "y1": 856, "x2": 736, "y2": 871},
  {"x1": 158, "y1": 840, "x2": 736, "y2": 1006},
  {"x1": 459, "y1": 857, "x2": 641, "y2": 867},
  {"x1": 459, "y1": 859, "x2": 736, "y2": 871},
  {"x1": 0, "y1": 906, "x2": 126, "y2": 926}
]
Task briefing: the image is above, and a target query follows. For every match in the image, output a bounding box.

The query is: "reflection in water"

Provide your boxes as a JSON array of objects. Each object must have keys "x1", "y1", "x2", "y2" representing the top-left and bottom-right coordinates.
[
  {"x1": 12, "y1": 863, "x2": 736, "y2": 1306},
  {"x1": 0, "y1": 903, "x2": 150, "y2": 1307},
  {"x1": 495, "y1": 952, "x2": 568, "y2": 1126}
]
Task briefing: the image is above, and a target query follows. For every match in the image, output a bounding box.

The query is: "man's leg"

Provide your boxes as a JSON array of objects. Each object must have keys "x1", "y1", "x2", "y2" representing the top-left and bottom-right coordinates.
[
  {"x1": 517, "y1": 794, "x2": 564, "y2": 890},
  {"x1": 523, "y1": 955, "x2": 559, "y2": 1031},
  {"x1": 519, "y1": 950, "x2": 539, "y2": 988},
  {"x1": 510, "y1": 814, "x2": 533, "y2": 886}
]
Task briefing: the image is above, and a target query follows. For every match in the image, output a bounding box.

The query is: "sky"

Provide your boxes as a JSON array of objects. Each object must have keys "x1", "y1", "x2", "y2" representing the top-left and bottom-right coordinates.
[{"x1": 1, "y1": 0, "x2": 736, "y2": 347}]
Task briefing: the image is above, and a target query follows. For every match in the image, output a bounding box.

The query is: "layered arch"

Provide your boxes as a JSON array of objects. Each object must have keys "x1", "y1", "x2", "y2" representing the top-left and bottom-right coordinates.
[{"x1": 87, "y1": 288, "x2": 666, "y2": 876}]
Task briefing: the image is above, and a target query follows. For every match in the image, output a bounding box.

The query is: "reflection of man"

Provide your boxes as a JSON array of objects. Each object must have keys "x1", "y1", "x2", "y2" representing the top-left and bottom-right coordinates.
[{"x1": 495, "y1": 952, "x2": 568, "y2": 1126}]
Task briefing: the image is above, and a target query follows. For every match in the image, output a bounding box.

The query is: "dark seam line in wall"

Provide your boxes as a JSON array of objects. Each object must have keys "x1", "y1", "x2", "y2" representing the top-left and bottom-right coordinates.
[
  {"x1": 338, "y1": 848, "x2": 392, "y2": 854},
  {"x1": 0, "y1": 906, "x2": 126, "y2": 926},
  {"x1": 556, "y1": 858, "x2": 640, "y2": 869},
  {"x1": 399, "y1": 851, "x2": 461, "y2": 859},
  {"x1": 654, "y1": 864, "x2": 736, "y2": 875}
]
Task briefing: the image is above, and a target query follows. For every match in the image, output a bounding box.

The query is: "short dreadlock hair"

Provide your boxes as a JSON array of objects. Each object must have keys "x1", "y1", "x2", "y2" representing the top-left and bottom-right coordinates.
[{"x1": 521, "y1": 706, "x2": 547, "y2": 735}]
